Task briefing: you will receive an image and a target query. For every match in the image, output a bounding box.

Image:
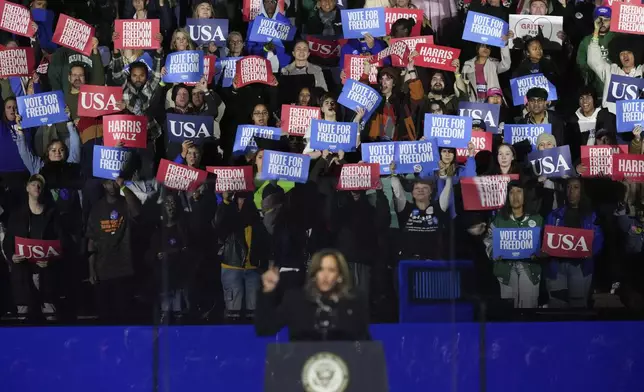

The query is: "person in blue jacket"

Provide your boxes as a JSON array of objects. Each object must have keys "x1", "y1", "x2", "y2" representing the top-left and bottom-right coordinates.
[
  {"x1": 544, "y1": 177, "x2": 603, "y2": 308},
  {"x1": 246, "y1": 0, "x2": 292, "y2": 73},
  {"x1": 338, "y1": 33, "x2": 390, "y2": 69},
  {"x1": 30, "y1": 1, "x2": 56, "y2": 53}
]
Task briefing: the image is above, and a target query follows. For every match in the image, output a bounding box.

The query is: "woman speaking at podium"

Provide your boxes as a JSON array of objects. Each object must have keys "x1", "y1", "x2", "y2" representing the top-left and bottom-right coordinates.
[{"x1": 255, "y1": 249, "x2": 371, "y2": 341}]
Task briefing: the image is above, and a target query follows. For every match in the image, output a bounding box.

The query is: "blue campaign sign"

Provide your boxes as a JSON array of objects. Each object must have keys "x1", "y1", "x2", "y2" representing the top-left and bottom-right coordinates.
[
  {"x1": 261, "y1": 150, "x2": 311, "y2": 183},
  {"x1": 124, "y1": 52, "x2": 153, "y2": 74},
  {"x1": 309, "y1": 120, "x2": 358, "y2": 152},
  {"x1": 493, "y1": 227, "x2": 541, "y2": 260},
  {"x1": 394, "y1": 139, "x2": 440, "y2": 175},
  {"x1": 509, "y1": 73, "x2": 558, "y2": 106},
  {"x1": 232, "y1": 124, "x2": 281, "y2": 155},
  {"x1": 92, "y1": 146, "x2": 133, "y2": 180},
  {"x1": 506, "y1": 124, "x2": 552, "y2": 149},
  {"x1": 186, "y1": 18, "x2": 228, "y2": 46},
  {"x1": 215, "y1": 57, "x2": 241, "y2": 88},
  {"x1": 458, "y1": 101, "x2": 501, "y2": 133},
  {"x1": 527, "y1": 145, "x2": 572, "y2": 178},
  {"x1": 361, "y1": 142, "x2": 396, "y2": 175},
  {"x1": 606, "y1": 74, "x2": 644, "y2": 103},
  {"x1": 616, "y1": 100, "x2": 644, "y2": 133},
  {"x1": 163, "y1": 51, "x2": 204, "y2": 83},
  {"x1": 166, "y1": 113, "x2": 214, "y2": 145},
  {"x1": 248, "y1": 16, "x2": 296, "y2": 47},
  {"x1": 17, "y1": 91, "x2": 67, "y2": 128},
  {"x1": 462, "y1": 11, "x2": 508, "y2": 48},
  {"x1": 424, "y1": 114, "x2": 472, "y2": 148},
  {"x1": 337, "y1": 79, "x2": 382, "y2": 123},
  {"x1": 341, "y1": 8, "x2": 386, "y2": 39}
]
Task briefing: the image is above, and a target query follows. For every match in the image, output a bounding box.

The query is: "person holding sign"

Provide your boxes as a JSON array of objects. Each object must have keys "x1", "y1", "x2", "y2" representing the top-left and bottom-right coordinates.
[
  {"x1": 487, "y1": 143, "x2": 523, "y2": 175},
  {"x1": 532, "y1": 133, "x2": 565, "y2": 218},
  {"x1": 281, "y1": 41, "x2": 328, "y2": 92},
  {"x1": 544, "y1": 178, "x2": 603, "y2": 308},
  {"x1": 460, "y1": 35, "x2": 513, "y2": 103},
  {"x1": 64, "y1": 37, "x2": 105, "y2": 121},
  {"x1": 482, "y1": 180, "x2": 543, "y2": 308},
  {"x1": 3, "y1": 174, "x2": 64, "y2": 320},
  {"x1": 512, "y1": 37, "x2": 560, "y2": 94},
  {"x1": 338, "y1": 33, "x2": 389, "y2": 69},
  {"x1": 245, "y1": 0, "x2": 292, "y2": 73},
  {"x1": 516, "y1": 87, "x2": 565, "y2": 147},
  {"x1": 302, "y1": 0, "x2": 343, "y2": 38}
]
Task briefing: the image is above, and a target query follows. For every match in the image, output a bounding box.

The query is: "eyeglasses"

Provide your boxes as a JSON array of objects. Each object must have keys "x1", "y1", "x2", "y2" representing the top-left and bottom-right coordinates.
[{"x1": 253, "y1": 111, "x2": 269, "y2": 116}]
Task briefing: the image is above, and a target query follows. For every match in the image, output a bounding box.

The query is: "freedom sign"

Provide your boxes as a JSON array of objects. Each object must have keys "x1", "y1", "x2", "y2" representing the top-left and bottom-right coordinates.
[
  {"x1": 610, "y1": 3, "x2": 644, "y2": 35},
  {"x1": 206, "y1": 166, "x2": 255, "y2": 193},
  {"x1": 458, "y1": 102, "x2": 500, "y2": 133},
  {"x1": 14, "y1": 237, "x2": 62, "y2": 262},
  {"x1": 606, "y1": 74, "x2": 644, "y2": 103},
  {"x1": 92, "y1": 146, "x2": 132, "y2": 180},
  {"x1": 114, "y1": 19, "x2": 160, "y2": 50},
  {"x1": 248, "y1": 16, "x2": 295, "y2": 46},
  {"x1": 185, "y1": 55, "x2": 216, "y2": 86},
  {"x1": 156, "y1": 159, "x2": 208, "y2": 191},
  {"x1": 234, "y1": 56, "x2": 274, "y2": 88},
  {"x1": 506, "y1": 124, "x2": 552, "y2": 148},
  {"x1": 163, "y1": 51, "x2": 204, "y2": 83},
  {"x1": 166, "y1": 113, "x2": 214, "y2": 145},
  {"x1": 542, "y1": 225, "x2": 594, "y2": 258},
  {"x1": 528, "y1": 145, "x2": 573, "y2": 178},
  {"x1": 580, "y1": 145, "x2": 628, "y2": 177},
  {"x1": 424, "y1": 114, "x2": 472, "y2": 148},
  {"x1": 414, "y1": 43, "x2": 460, "y2": 72},
  {"x1": 0, "y1": 47, "x2": 34, "y2": 77},
  {"x1": 461, "y1": 175, "x2": 519, "y2": 211},
  {"x1": 233, "y1": 125, "x2": 281, "y2": 155},
  {"x1": 186, "y1": 18, "x2": 228, "y2": 46},
  {"x1": 394, "y1": 139, "x2": 439, "y2": 175},
  {"x1": 261, "y1": 150, "x2": 311, "y2": 183},
  {"x1": 509, "y1": 73, "x2": 558, "y2": 106},
  {"x1": 281, "y1": 105, "x2": 320, "y2": 137},
  {"x1": 616, "y1": 99, "x2": 644, "y2": 132},
  {"x1": 508, "y1": 15, "x2": 563, "y2": 50},
  {"x1": 361, "y1": 142, "x2": 396, "y2": 175},
  {"x1": 385, "y1": 8, "x2": 423, "y2": 36},
  {"x1": 103, "y1": 115, "x2": 147, "y2": 149},
  {"x1": 462, "y1": 11, "x2": 508, "y2": 48},
  {"x1": 309, "y1": 120, "x2": 358, "y2": 152},
  {"x1": 242, "y1": 0, "x2": 285, "y2": 21},
  {"x1": 52, "y1": 14, "x2": 94, "y2": 56},
  {"x1": 341, "y1": 8, "x2": 386, "y2": 39},
  {"x1": 337, "y1": 163, "x2": 380, "y2": 190},
  {"x1": 0, "y1": 0, "x2": 35, "y2": 38},
  {"x1": 344, "y1": 55, "x2": 370, "y2": 83},
  {"x1": 612, "y1": 154, "x2": 644, "y2": 182},
  {"x1": 77, "y1": 85, "x2": 123, "y2": 118},
  {"x1": 389, "y1": 36, "x2": 434, "y2": 67},
  {"x1": 338, "y1": 79, "x2": 382, "y2": 123},
  {"x1": 307, "y1": 36, "x2": 343, "y2": 59},
  {"x1": 17, "y1": 91, "x2": 67, "y2": 128},
  {"x1": 456, "y1": 130, "x2": 492, "y2": 163},
  {"x1": 493, "y1": 227, "x2": 541, "y2": 260},
  {"x1": 215, "y1": 57, "x2": 241, "y2": 88},
  {"x1": 369, "y1": 40, "x2": 409, "y2": 66}
]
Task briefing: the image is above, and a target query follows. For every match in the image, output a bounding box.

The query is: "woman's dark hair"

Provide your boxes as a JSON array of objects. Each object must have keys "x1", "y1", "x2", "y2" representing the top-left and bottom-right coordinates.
[
  {"x1": 428, "y1": 99, "x2": 447, "y2": 113},
  {"x1": 44, "y1": 139, "x2": 68, "y2": 162},
  {"x1": 2, "y1": 97, "x2": 16, "y2": 123},
  {"x1": 608, "y1": 34, "x2": 642, "y2": 67},
  {"x1": 565, "y1": 177, "x2": 593, "y2": 219},
  {"x1": 171, "y1": 83, "x2": 192, "y2": 101},
  {"x1": 317, "y1": 92, "x2": 336, "y2": 108},
  {"x1": 499, "y1": 180, "x2": 530, "y2": 220}
]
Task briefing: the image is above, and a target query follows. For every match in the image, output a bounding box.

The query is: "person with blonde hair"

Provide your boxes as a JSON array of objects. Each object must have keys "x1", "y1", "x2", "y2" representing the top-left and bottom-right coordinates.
[{"x1": 255, "y1": 249, "x2": 371, "y2": 341}]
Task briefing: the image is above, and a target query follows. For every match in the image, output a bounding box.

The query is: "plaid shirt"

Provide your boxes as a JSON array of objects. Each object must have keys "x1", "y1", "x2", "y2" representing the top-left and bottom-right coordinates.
[{"x1": 113, "y1": 51, "x2": 164, "y2": 141}]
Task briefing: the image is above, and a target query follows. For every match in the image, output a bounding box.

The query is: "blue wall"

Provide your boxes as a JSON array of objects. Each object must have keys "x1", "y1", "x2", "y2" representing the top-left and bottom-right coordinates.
[{"x1": 1, "y1": 322, "x2": 643, "y2": 392}]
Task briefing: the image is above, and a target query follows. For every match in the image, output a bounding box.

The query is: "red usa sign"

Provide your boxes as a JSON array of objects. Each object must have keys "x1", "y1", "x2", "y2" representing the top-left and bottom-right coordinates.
[
  {"x1": 542, "y1": 225, "x2": 594, "y2": 258},
  {"x1": 307, "y1": 36, "x2": 346, "y2": 59},
  {"x1": 78, "y1": 85, "x2": 123, "y2": 118},
  {"x1": 206, "y1": 166, "x2": 255, "y2": 193},
  {"x1": 15, "y1": 237, "x2": 62, "y2": 262},
  {"x1": 456, "y1": 131, "x2": 491, "y2": 163},
  {"x1": 384, "y1": 8, "x2": 423, "y2": 37}
]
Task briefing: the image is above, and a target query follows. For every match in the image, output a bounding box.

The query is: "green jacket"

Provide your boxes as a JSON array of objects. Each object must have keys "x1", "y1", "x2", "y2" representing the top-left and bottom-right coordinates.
[
  {"x1": 577, "y1": 32, "x2": 618, "y2": 98},
  {"x1": 49, "y1": 48, "x2": 105, "y2": 94},
  {"x1": 484, "y1": 213, "x2": 543, "y2": 285}
]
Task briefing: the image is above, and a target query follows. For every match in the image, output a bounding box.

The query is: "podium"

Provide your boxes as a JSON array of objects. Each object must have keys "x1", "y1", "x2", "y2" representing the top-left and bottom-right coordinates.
[{"x1": 264, "y1": 341, "x2": 388, "y2": 392}]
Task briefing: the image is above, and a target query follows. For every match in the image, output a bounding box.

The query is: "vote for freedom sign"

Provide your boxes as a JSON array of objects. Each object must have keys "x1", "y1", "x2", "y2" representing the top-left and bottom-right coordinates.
[
  {"x1": 17, "y1": 91, "x2": 67, "y2": 128},
  {"x1": 337, "y1": 163, "x2": 380, "y2": 191},
  {"x1": 424, "y1": 114, "x2": 472, "y2": 148},
  {"x1": 163, "y1": 51, "x2": 204, "y2": 83},
  {"x1": 309, "y1": 120, "x2": 358, "y2": 152},
  {"x1": 509, "y1": 73, "x2": 558, "y2": 106},
  {"x1": 233, "y1": 124, "x2": 281, "y2": 155},
  {"x1": 361, "y1": 142, "x2": 396, "y2": 175},
  {"x1": 156, "y1": 159, "x2": 208, "y2": 192},
  {"x1": 280, "y1": 105, "x2": 320, "y2": 137},
  {"x1": 14, "y1": 237, "x2": 62, "y2": 262},
  {"x1": 261, "y1": 150, "x2": 311, "y2": 183},
  {"x1": 52, "y1": 14, "x2": 94, "y2": 56},
  {"x1": 341, "y1": 8, "x2": 386, "y2": 39},
  {"x1": 461, "y1": 174, "x2": 519, "y2": 211},
  {"x1": 506, "y1": 124, "x2": 552, "y2": 149},
  {"x1": 462, "y1": 11, "x2": 508, "y2": 48},
  {"x1": 92, "y1": 145, "x2": 133, "y2": 180},
  {"x1": 103, "y1": 115, "x2": 147, "y2": 149},
  {"x1": 0, "y1": 47, "x2": 34, "y2": 77},
  {"x1": 394, "y1": 139, "x2": 439, "y2": 175},
  {"x1": 206, "y1": 166, "x2": 255, "y2": 193},
  {"x1": 337, "y1": 79, "x2": 382, "y2": 123},
  {"x1": 0, "y1": 0, "x2": 36, "y2": 38},
  {"x1": 114, "y1": 19, "x2": 160, "y2": 50},
  {"x1": 616, "y1": 99, "x2": 644, "y2": 132},
  {"x1": 493, "y1": 227, "x2": 541, "y2": 260},
  {"x1": 248, "y1": 16, "x2": 296, "y2": 46}
]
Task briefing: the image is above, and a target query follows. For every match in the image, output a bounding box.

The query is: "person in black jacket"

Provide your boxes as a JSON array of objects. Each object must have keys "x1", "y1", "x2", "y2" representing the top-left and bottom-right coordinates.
[
  {"x1": 256, "y1": 249, "x2": 371, "y2": 341},
  {"x1": 516, "y1": 87, "x2": 566, "y2": 147}
]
